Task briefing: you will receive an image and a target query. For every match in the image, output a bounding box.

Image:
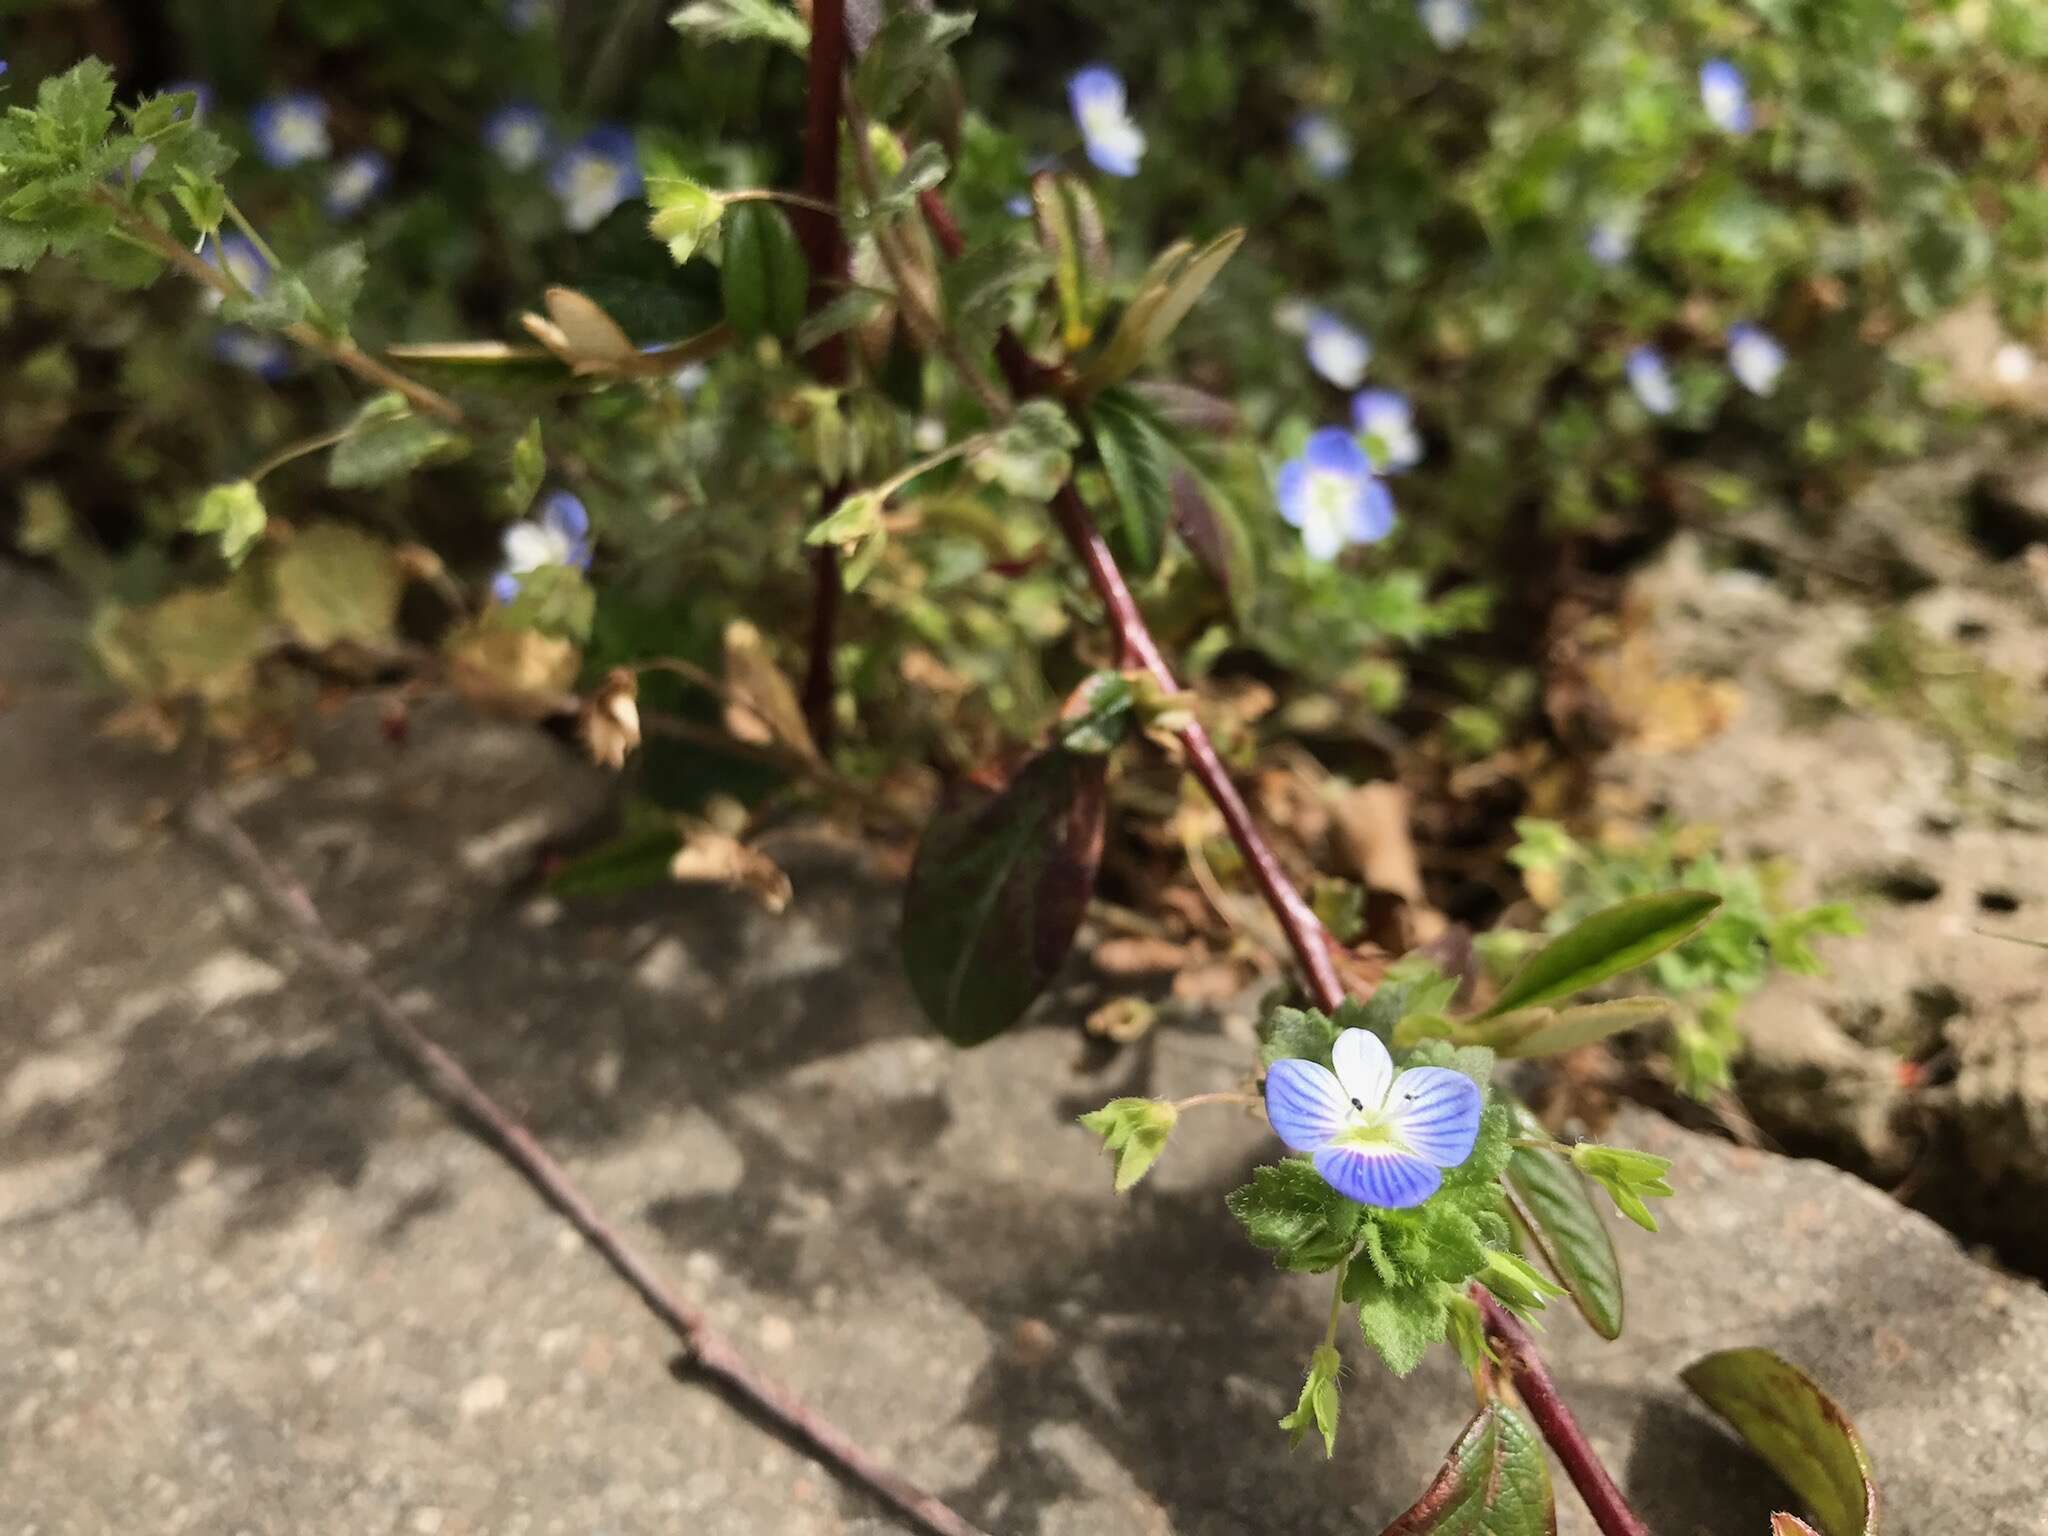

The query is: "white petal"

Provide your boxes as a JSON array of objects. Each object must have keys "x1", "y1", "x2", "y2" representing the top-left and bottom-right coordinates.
[{"x1": 1331, "y1": 1028, "x2": 1394, "y2": 1110}]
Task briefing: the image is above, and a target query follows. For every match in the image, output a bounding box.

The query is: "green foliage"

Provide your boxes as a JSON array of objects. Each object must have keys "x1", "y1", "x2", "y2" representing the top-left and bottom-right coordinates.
[
  {"x1": 853, "y1": 7, "x2": 976, "y2": 121},
  {"x1": 900, "y1": 749, "x2": 1105, "y2": 1045},
  {"x1": 1502, "y1": 1099, "x2": 1625, "y2": 1340},
  {"x1": 670, "y1": 0, "x2": 808, "y2": 52},
  {"x1": 1277, "y1": 1343, "x2": 1343, "y2": 1458},
  {"x1": 326, "y1": 394, "x2": 470, "y2": 489},
  {"x1": 720, "y1": 201, "x2": 808, "y2": 341},
  {"x1": 1477, "y1": 889, "x2": 1722, "y2": 1021},
  {"x1": 1078, "y1": 1097, "x2": 1178, "y2": 1193},
  {"x1": 1381, "y1": 1403, "x2": 1555, "y2": 1536},
  {"x1": 1086, "y1": 388, "x2": 1175, "y2": 576},
  {"x1": 272, "y1": 523, "x2": 402, "y2": 648},
  {"x1": 187, "y1": 481, "x2": 267, "y2": 568},
  {"x1": 1509, "y1": 819, "x2": 1861, "y2": 1094},
  {"x1": 1571, "y1": 1144, "x2": 1676, "y2": 1233},
  {"x1": 1226, "y1": 1160, "x2": 1365, "y2": 1275},
  {"x1": 1681, "y1": 1348, "x2": 1878, "y2": 1536},
  {"x1": 967, "y1": 401, "x2": 1080, "y2": 500}
]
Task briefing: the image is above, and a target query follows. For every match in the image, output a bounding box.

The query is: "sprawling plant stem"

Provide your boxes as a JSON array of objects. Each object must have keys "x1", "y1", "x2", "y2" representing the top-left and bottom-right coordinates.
[
  {"x1": 797, "y1": 0, "x2": 851, "y2": 754},
  {"x1": 93, "y1": 188, "x2": 466, "y2": 425},
  {"x1": 183, "y1": 794, "x2": 989, "y2": 1536},
  {"x1": 906, "y1": 179, "x2": 1651, "y2": 1536},
  {"x1": 1474, "y1": 1289, "x2": 1652, "y2": 1536}
]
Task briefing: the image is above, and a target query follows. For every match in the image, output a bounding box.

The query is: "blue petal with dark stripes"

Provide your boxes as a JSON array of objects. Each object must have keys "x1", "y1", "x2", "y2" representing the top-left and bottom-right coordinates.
[
  {"x1": 1263, "y1": 1058, "x2": 1349, "y2": 1152},
  {"x1": 1313, "y1": 1145, "x2": 1443, "y2": 1209},
  {"x1": 1385, "y1": 1067, "x2": 1484, "y2": 1168}
]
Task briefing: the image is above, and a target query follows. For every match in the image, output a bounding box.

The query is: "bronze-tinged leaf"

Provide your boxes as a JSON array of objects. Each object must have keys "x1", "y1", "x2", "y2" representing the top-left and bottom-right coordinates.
[
  {"x1": 1773, "y1": 1517, "x2": 1825, "y2": 1536},
  {"x1": 1682, "y1": 1350, "x2": 1877, "y2": 1536},
  {"x1": 901, "y1": 748, "x2": 1107, "y2": 1046},
  {"x1": 1381, "y1": 1402, "x2": 1556, "y2": 1536},
  {"x1": 722, "y1": 618, "x2": 818, "y2": 763}
]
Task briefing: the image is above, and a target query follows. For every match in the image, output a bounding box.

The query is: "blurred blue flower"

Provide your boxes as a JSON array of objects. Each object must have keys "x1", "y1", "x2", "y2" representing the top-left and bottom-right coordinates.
[
  {"x1": 1699, "y1": 59, "x2": 1752, "y2": 133},
  {"x1": 504, "y1": 0, "x2": 551, "y2": 29},
  {"x1": 163, "y1": 79, "x2": 212, "y2": 117},
  {"x1": 324, "y1": 150, "x2": 389, "y2": 219},
  {"x1": 485, "y1": 102, "x2": 549, "y2": 173},
  {"x1": 1277, "y1": 428, "x2": 1395, "y2": 561},
  {"x1": 1264, "y1": 1028, "x2": 1483, "y2": 1208},
  {"x1": 1418, "y1": 0, "x2": 1475, "y2": 49},
  {"x1": 495, "y1": 492, "x2": 592, "y2": 603},
  {"x1": 550, "y1": 127, "x2": 642, "y2": 232},
  {"x1": 203, "y1": 232, "x2": 272, "y2": 298},
  {"x1": 1727, "y1": 323, "x2": 1785, "y2": 396},
  {"x1": 1069, "y1": 66, "x2": 1145, "y2": 178},
  {"x1": 1304, "y1": 308, "x2": 1371, "y2": 389},
  {"x1": 1626, "y1": 346, "x2": 1678, "y2": 416},
  {"x1": 1352, "y1": 389, "x2": 1423, "y2": 472},
  {"x1": 249, "y1": 92, "x2": 331, "y2": 168},
  {"x1": 672, "y1": 361, "x2": 709, "y2": 397},
  {"x1": 213, "y1": 329, "x2": 289, "y2": 380},
  {"x1": 1292, "y1": 113, "x2": 1352, "y2": 180},
  {"x1": 1005, "y1": 193, "x2": 1033, "y2": 217},
  {"x1": 1587, "y1": 213, "x2": 1635, "y2": 267}
]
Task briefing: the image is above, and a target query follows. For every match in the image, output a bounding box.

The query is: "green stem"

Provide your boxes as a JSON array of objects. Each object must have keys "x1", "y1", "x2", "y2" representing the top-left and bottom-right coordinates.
[
  {"x1": 1324, "y1": 1255, "x2": 1352, "y2": 1350},
  {"x1": 246, "y1": 424, "x2": 353, "y2": 484},
  {"x1": 222, "y1": 196, "x2": 287, "y2": 281}
]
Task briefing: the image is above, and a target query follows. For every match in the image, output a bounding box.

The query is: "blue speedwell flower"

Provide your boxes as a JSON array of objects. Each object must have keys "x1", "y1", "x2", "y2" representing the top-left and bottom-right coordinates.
[
  {"x1": 1699, "y1": 59, "x2": 1752, "y2": 133},
  {"x1": 1277, "y1": 429, "x2": 1395, "y2": 561},
  {"x1": 550, "y1": 127, "x2": 642, "y2": 232},
  {"x1": 1727, "y1": 322, "x2": 1785, "y2": 396},
  {"x1": 249, "y1": 92, "x2": 330, "y2": 168},
  {"x1": 1293, "y1": 113, "x2": 1353, "y2": 180},
  {"x1": 1418, "y1": 0, "x2": 1475, "y2": 49},
  {"x1": 1352, "y1": 389, "x2": 1422, "y2": 472},
  {"x1": 202, "y1": 232, "x2": 271, "y2": 305},
  {"x1": 495, "y1": 491, "x2": 592, "y2": 603},
  {"x1": 1069, "y1": 66, "x2": 1145, "y2": 178},
  {"x1": 1587, "y1": 213, "x2": 1634, "y2": 267},
  {"x1": 1626, "y1": 346, "x2": 1678, "y2": 416},
  {"x1": 1265, "y1": 1028, "x2": 1483, "y2": 1208},
  {"x1": 485, "y1": 103, "x2": 549, "y2": 172},
  {"x1": 213, "y1": 329, "x2": 289, "y2": 380},
  {"x1": 324, "y1": 150, "x2": 389, "y2": 219},
  {"x1": 1304, "y1": 308, "x2": 1371, "y2": 389}
]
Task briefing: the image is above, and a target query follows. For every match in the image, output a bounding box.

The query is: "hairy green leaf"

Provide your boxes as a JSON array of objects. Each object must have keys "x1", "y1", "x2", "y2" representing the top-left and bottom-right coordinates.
[
  {"x1": 854, "y1": 7, "x2": 974, "y2": 120},
  {"x1": 272, "y1": 523, "x2": 402, "y2": 650},
  {"x1": 327, "y1": 393, "x2": 470, "y2": 489},
  {"x1": 1226, "y1": 1160, "x2": 1365, "y2": 1274},
  {"x1": 670, "y1": 0, "x2": 809, "y2": 51}
]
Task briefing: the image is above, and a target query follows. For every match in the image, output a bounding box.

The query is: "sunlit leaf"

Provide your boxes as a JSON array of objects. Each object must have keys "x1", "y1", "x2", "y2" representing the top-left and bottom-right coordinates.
[
  {"x1": 1380, "y1": 1402, "x2": 1556, "y2": 1536},
  {"x1": 1477, "y1": 891, "x2": 1721, "y2": 1020},
  {"x1": 1502, "y1": 1098, "x2": 1623, "y2": 1340},
  {"x1": 272, "y1": 522, "x2": 402, "y2": 649},
  {"x1": 1682, "y1": 1349, "x2": 1878, "y2": 1536}
]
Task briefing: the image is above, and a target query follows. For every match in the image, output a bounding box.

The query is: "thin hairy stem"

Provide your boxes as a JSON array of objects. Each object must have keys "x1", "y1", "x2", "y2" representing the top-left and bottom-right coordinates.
[
  {"x1": 181, "y1": 793, "x2": 986, "y2": 1536},
  {"x1": 94, "y1": 190, "x2": 466, "y2": 425},
  {"x1": 1474, "y1": 1288, "x2": 1650, "y2": 1536}
]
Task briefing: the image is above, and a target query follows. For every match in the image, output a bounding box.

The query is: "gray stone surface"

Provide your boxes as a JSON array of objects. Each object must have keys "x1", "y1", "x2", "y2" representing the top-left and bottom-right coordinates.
[
  {"x1": 1598, "y1": 481, "x2": 2048, "y2": 1267},
  {"x1": 5, "y1": 563, "x2": 2048, "y2": 1535}
]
